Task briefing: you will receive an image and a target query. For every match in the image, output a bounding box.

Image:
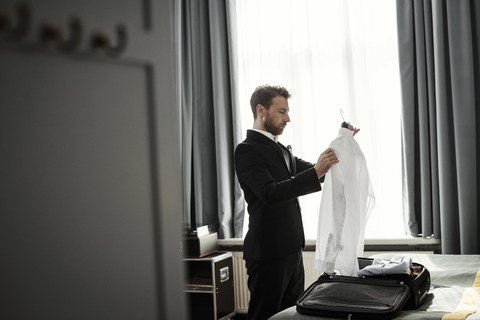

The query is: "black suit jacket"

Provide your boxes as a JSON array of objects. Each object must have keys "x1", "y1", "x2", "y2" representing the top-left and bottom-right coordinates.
[{"x1": 235, "y1": 130, "x2": 323, "y2": 261}]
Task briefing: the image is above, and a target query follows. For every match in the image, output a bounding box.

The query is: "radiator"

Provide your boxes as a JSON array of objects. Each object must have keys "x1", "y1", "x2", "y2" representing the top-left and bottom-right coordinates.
[{"x1": 232, "y1": 251, "x2": 323, "y2": 314}]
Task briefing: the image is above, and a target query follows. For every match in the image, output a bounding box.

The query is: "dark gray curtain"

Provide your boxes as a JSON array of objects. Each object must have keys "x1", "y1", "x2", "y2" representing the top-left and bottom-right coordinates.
[
  {"x1": 397, "y1": 0, "x2": 480, "y2": 253},
  {"x1": 180, "y1": 0, "x2": 245, "y2": 238}
]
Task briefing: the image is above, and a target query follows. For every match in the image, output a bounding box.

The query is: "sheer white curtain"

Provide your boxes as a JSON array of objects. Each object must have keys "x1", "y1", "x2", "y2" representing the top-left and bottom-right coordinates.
[{"x1": 235, "y1": 0, "x2": 405, "y2": 239}]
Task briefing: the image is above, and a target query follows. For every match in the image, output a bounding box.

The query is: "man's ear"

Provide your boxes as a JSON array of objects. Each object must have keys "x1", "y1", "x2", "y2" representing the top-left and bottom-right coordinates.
[{"x1": 256, "y1": 104, "x2": 264, "y2": 118}]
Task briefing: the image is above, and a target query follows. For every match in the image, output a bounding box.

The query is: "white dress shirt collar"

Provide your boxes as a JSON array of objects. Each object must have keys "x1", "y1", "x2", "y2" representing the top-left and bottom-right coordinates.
[{"x1": 249, "y1": 129, "x2": 278, "y2": 142}]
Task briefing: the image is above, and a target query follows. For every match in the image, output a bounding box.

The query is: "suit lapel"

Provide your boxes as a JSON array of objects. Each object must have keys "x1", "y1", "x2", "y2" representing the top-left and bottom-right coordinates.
[
  {"x1": 287, "y1": 146, "x2": 296, "y2": 175},
  {"x1": 246, "y1": 130, "x2": 291, "y2": 175},
  {"x1": 279, "y1": 143, "x2": 296, "y2": 176}
]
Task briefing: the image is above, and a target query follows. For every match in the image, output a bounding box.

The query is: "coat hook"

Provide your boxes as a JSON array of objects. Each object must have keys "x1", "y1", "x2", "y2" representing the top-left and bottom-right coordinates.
[
  {"x1": 11, "y1": 3, "x2": 30, "y2": 40},
  {"x1": 40, "y1": 20, "x2": 62, "y2": 47},
  {"x1": 40, "y1": 17, "x2": 83, "y2": 52},
  {"x1": 0, "y1": 10, "x2": 7, "y2": 37},
  {"x1": 0, "y1": 3, "x2": 30, "y2": 42},
  {"x1": 60, "y1": 17, "x2": 82, "y2": 52},
  {"x1": 91, "y1": 24, "x2": 127, "y2": 57}
]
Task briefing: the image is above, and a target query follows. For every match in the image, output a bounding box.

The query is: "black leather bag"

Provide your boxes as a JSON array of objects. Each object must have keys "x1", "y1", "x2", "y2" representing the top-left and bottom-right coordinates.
[
  {"x1": 296, "y1": 258, "x2": 430, "y2": 319},
  {"x1": 357, "y1": 257, "x2": 431, "y2": 310}
]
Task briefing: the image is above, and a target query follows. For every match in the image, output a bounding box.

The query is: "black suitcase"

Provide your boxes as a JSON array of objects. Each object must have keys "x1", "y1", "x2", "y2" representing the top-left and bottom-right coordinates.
[
  {"x1": 357, "y1": 257, "x2": 431, "y2": 310},
  {"x1": 296, "y1": 258, "x2": 430, "y2": 319}
]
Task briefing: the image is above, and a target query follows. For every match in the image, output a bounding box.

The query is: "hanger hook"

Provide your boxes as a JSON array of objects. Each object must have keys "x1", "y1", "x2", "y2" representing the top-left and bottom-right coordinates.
[{"x1": 340, "y1": 109, "x2": 346, "y2": 122}]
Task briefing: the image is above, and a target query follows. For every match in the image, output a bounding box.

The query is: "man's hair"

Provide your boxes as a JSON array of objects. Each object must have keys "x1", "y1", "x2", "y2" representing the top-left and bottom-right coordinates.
[{"x1": 250, "y1": 85, "x2": 291, "y2": 119}]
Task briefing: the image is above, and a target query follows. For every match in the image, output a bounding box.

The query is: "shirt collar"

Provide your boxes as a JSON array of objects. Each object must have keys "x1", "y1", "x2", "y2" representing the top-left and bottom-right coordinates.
[
  {"x1": 338, "y1": 127, "x2": 354, "y2": 136},
  {"x1": 249, "y1": 129, "x2": 278, "y2": 142}
]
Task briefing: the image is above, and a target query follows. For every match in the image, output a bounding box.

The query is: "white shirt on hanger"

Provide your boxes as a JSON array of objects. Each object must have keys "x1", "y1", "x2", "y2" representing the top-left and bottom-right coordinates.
[{"x1": 315, "y1": 128, "x2": 375, "y2": 276}]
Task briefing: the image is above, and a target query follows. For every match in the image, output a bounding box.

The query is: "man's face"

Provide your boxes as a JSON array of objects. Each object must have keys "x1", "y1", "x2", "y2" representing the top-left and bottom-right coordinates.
[{"x1": 263, "y1": 96, "x2": 290, "y2": 136}]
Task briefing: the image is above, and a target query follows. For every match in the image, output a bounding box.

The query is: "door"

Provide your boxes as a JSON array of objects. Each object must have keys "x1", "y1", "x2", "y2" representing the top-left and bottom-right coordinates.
[{"x1": 0, "y1": 1, "x2": 185, "y2": 319}]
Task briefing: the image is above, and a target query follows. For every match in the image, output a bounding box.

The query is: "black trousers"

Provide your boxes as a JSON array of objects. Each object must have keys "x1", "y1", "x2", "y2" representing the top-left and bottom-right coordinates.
[{"x1": 245, "y1": 250, "x2": 305, "y2": 320}]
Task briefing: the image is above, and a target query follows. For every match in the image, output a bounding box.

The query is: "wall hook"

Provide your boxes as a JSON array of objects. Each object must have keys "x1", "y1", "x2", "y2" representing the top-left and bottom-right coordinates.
[
  {"x1": 0, "y1": 10, "x2": 7, "y2": 37},
  {"x1": 0, "y1": 3, "x2": 30, "y2": 42},
  {"x1": 40, "y1": 20, "x2": 62, "y2": 47},
  {"x1": 40, "y1": 17, "x2": 83, "y2": 52},
  {"x1": 91, "y1": 24, "x2": 127, "y2": 57},
  {"x1": 60, "y1": 17, "x2": 82, "y2": 52}
]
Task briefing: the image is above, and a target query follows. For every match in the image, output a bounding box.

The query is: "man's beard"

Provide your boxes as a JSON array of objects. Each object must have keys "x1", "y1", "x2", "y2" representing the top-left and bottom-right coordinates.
[{"x1": 264, "y1": 114, "x2": 284, "y2": 136}]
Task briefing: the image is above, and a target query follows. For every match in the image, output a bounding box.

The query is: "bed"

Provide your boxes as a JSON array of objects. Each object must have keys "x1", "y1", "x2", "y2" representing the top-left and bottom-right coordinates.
[{"x1": 270, "y1": 253, "x2": 480, "y2": 320}]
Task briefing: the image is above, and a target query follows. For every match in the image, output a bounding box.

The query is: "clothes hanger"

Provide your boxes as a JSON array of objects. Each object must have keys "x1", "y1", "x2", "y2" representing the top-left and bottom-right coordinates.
[{"x1": 340, "y1": 109, "x2": 349, "y2": 128}]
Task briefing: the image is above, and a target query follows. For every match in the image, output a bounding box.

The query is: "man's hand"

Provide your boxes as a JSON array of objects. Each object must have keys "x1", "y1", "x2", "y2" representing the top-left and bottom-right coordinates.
[
  {"x1": 314, "y1": 148, "x2": 339, "y2": 178},
  {"x1": 347, "y1": 122, "x2": 360, "y2": 136}
]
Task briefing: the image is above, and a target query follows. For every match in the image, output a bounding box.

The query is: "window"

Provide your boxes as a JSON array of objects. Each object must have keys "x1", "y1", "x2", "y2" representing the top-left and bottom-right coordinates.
[{"x1": 236, "y1": 0, "x2": 405, "y2": 239}]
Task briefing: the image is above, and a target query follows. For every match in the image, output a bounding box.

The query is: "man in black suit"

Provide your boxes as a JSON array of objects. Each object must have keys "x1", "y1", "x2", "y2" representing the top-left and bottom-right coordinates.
[{"x1": 235, "y1": 85, "x2": 358, "y2": 320}]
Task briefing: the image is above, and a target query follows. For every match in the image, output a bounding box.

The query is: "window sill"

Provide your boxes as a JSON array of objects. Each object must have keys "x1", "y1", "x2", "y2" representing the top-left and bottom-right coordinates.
[{"x1": 218, "y1": 237, "x2": 441, "y2": 254}]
